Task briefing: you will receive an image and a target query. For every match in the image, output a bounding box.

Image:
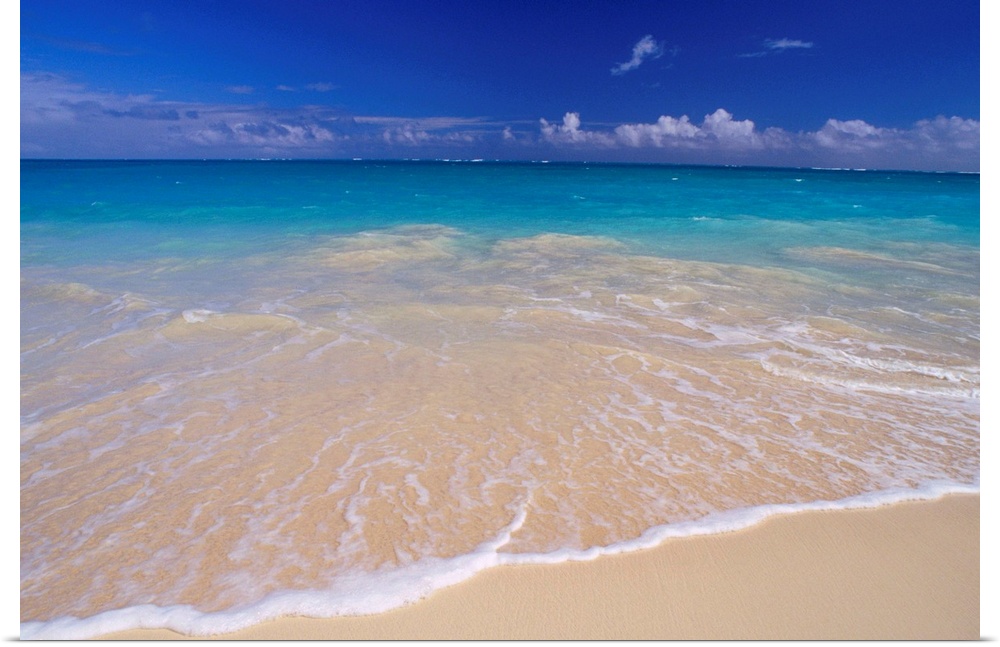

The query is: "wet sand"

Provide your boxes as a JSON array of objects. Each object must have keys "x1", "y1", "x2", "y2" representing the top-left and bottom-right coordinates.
[{"x1": 99, "y1": 493, "x2": 979, "y2": 640}]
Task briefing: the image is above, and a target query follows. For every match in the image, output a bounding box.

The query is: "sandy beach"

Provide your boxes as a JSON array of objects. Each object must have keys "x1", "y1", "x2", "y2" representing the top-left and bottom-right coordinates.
[
  {"x1": 97, "y1": 493, "x2": 979, "y2": 641},
  {"x1": 19, "y1": 0, "x2": 982, "y2": 639}
]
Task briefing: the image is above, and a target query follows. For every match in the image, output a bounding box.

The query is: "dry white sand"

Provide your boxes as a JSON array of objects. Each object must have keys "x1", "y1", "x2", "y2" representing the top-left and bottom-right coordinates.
[{"x1": 98, "y1": 493, "x2": 979, "y2": 640}]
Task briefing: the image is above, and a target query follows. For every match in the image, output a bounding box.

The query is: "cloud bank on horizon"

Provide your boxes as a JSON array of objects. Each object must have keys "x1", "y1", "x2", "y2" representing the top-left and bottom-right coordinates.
[
  {"x1": 19, "y1": 0, "x2": 979, "y2": 171},
  {"x1": 21, "y1": 72, "x2": 979, "y2": 171},
  {"x1": 538, "y1": 109, "x2": 979, "y2": 169}
]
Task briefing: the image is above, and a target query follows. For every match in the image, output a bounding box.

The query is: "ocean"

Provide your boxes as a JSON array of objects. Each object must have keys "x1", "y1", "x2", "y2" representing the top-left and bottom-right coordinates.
[{"x1": 19, "y1": 160, "x2": 980, "y2": 638}]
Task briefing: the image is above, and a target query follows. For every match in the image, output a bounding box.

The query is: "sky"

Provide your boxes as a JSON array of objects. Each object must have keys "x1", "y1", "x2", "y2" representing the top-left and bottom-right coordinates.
[{"x1": 19, "y1": 0, "x2": 981, "y2": 170}]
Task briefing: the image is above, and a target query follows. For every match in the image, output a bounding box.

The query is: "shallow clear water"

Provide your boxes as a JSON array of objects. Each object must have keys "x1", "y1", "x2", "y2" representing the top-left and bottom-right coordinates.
[{"x1": 20, "y1": 160, "x2": 979, "y2": 638}]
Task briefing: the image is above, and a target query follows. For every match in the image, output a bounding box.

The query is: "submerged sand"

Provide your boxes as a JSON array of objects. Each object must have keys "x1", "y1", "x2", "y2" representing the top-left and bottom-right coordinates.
[
  {"x1": 99, "y1": 493, "x2": 979, "y2": 640},
  {"x1": 21, "y1": 229, "x2": 979, "y2": 636},
  {"x1": 22, "y1": 231, "x2": 979, "y2": 625}
]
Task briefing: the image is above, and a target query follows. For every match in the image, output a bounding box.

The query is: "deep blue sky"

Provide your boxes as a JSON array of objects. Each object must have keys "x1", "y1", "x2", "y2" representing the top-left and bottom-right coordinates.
[{"x1": 20, "y1": 0, "x2": 981, "y2": 169}]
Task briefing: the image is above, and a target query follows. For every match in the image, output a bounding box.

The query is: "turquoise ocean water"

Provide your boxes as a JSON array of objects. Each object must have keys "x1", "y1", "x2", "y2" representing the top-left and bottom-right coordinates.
[{"x1": 20, "y1": 160, "x2": 979, "y2": 637}]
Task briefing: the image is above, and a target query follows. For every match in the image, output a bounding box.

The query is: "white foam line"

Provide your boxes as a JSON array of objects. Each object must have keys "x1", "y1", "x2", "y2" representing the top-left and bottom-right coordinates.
[
  {"x1": 20, "y1": 479, "x2": 978, "y2": 640},
  {"x1": 759, "y1": 359, "x2": 981, "y2": 400}
]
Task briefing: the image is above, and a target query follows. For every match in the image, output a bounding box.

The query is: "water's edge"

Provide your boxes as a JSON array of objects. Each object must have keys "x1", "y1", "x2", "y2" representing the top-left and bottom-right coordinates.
[{"x1": 20, "y1": 480, "x2": 978, "y2": 640}]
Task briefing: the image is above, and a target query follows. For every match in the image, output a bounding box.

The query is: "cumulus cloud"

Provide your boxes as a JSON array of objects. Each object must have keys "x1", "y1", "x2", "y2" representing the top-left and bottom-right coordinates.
[
  {"x1": 18, "y1": 72, "x2": 978, "y2": 170},
  {"x1": 611, "y1": 35, "x2": 664, "y2": 75},
  {"x1": 614, "y1": 114, "x2": 699, "y2": 146},
  {"x1": 540, "y1": 112, "x2": 581, "y2": 141},
  {"x1": 189, "y1": 119, "x2": 338, "y2": 148},
  {"x1": 701, "y1": 108, "x2": 757, "y2": 143},
  {"x1": 537, "y1": 108, "x2": 979, "y2": 170},
  {"x1": 811, "y1": 115, "x2": 980, "y2": 168},
  {"x1": 540, "y1": 112, "x2": 615, "y2": 145},
  {"x1": 913, "y1": 115, "x2": 980, "y2": 150},
  {"x1": 381, "y1": 125, "x2": 431, "y2": 145},
  {"x1": 544, "y1": 109, "x2": 763, "y2": 149},
  {"x1": 814, "y1": 118, "x2": 888, "y2": 149}
]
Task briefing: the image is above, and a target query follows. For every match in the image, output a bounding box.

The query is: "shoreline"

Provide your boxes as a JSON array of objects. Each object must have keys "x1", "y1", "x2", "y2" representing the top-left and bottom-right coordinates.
[{"x1": 91, "y1": 493, "x2": 979, "y2": 640}]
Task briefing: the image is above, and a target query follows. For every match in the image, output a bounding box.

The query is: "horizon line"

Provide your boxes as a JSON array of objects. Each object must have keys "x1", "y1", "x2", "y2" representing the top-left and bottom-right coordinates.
[{"x1": 19, "y1": 158, "x2": 980, "y2": 175}]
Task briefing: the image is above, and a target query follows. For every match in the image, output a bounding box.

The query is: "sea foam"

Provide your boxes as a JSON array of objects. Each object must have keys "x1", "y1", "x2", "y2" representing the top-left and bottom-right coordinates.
[{"x1": 20, "y1": 481, "x2": 978, "y2": 640}]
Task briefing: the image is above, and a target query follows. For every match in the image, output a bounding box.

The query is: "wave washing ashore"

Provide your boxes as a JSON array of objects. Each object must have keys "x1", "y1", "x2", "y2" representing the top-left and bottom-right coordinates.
[{"x1": 20, "y1": 160, "x2": 979, "y2": 639}]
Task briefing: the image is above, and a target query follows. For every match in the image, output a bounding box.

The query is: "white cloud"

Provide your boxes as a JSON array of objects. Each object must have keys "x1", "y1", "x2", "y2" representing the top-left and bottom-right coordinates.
[
  {"x1": 276, "y1": 85, "x2": 296, "y2": 92},
  {"x1": 765, "y1": 38, "x2": 814, "y2": 51},
  {"x1": 824, "y1": 118, "x2": 883, "y2": 138},
  {"x1": 912, "y1": 115, "x2": 980, "y2": 150},
  {"x1": 225, "y1": 85, "x2": 254, "y2": 94},
  {"x1": 547, "y1": 109, "x2": 759, "y2": 149},
  {"x1": 306, "y1": 82, "x2": 336, "y2": 92},
  {"x1": 19, "y1": 72, "x2": 496, "y2": 158},
  {"x1": 540, "y1": 112, "x2": 615, "y2": 145},
  {"x1": 740, "y1": 38, "x2": 815, "y2": 58},
  {"x1": 353, "y1": 115, "x2": 487, "y2": 130},
  {"x1": 701, "y1": 108, "x2": 757, "y2": 143},
  {"x1": 191, "y1": 120, "x2": 338, "y2": 148},
  {"x1": 614, "y1": 114, "x2": 699, "y2": 146},
  {"x1": 611, "y1": 35, "x2": 664, "y2": 75},
  {"x1": 381, "y1": 125, "x2": 433, "y2": 145},
  {"x1": 811, "y1": 115, "x2": 980, "y2": 164},
  {"x1": 541, "y1": 111, "x2": 581, "y2": 141},
  {"x1": 814, "y1": 118, "x2": 892, "y2": 150},
  {"x1": 18, "y1": 72, "x2": 978, "y2": 170},
  {"x1": 536, "y1": 108, "x2": 979, "y2": 170}
]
